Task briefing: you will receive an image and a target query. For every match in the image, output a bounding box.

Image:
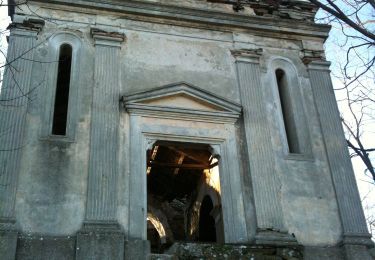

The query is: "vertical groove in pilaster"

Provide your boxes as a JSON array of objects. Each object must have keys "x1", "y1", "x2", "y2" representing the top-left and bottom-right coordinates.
[
  {"x1": 309, "y1": 68, "x2": 368, "y2": 234},
  {"x1": 0, "y1": 30, "x2": 36, "y2": 220},
  {"x1": 86, "y1": 45, "x2": 120, "y2": 222},
  {"x1": 237, "y1": 61, "x2": 284, "y2": 230}
]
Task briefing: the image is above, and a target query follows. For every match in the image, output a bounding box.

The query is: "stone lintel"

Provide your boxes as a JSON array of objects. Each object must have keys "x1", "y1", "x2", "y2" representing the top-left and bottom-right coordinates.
[
  {"x1": 91, "y1": 28, "x2": 125, "y2": 47},
  {"x1": 231, "y1": 48, "x2": 263, "y2": 63}
]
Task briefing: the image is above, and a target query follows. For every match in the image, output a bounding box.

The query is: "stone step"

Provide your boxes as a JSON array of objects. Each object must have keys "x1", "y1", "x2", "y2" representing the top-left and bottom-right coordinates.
[{"x1": 149, "y1": 253, "x2": 177, "y2": 260}]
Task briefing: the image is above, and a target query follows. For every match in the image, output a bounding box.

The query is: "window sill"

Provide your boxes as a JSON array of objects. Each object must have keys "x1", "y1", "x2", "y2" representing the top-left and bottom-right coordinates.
[
  {"x1": 285, "y1": 153, "x2": 314, "y2": 162},
  {"x1": 40, "y1": 135, "x2": 75, "y2": 143}
]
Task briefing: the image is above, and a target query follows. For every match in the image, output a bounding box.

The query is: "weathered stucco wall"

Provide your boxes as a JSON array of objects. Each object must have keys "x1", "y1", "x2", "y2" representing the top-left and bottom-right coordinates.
[{"x1": 0, "y1": 0, "x2": 372, "y2": 259}]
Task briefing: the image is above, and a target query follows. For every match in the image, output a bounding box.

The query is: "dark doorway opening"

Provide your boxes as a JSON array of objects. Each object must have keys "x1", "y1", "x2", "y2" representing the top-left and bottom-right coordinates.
[{"x1": 146, "y1": 141, "x2": 223, "y2": 253}]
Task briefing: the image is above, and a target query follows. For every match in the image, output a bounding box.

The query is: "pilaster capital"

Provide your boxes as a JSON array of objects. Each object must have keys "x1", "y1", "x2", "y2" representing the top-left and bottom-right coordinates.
[
  {"x1": 306, "y1": 60, "x2": 331, "y2": 72},
  {"x1": 91, "y1": 28, "x2": 125, "y2": 48},
  {"x1": 8, "y1": 17, "x2": 44, "y2": 37},
  {"x1": 231, "y1": 48, "x2": 263, "y2": 64},
  {"x1": 301, "y1": 49, "x2": 331, "y2": 71}
]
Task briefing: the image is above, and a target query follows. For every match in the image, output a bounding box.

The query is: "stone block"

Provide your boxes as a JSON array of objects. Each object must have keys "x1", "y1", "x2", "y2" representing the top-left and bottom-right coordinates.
[
  {"x1": 124, "y1": 239, "x2": 150, "y2": 260},
  {"x1": 76, "y1": 231, "x2": 125, "y2": 260},
  {"x1": 0, "y1": 230, "x2": 18, "y2": 260},
  {"x1": 304, "y1": 246, "x2": 343, "y2": 260},
  {"x1": 16, "y1": 235, "x2": 75, "y2": 260}
]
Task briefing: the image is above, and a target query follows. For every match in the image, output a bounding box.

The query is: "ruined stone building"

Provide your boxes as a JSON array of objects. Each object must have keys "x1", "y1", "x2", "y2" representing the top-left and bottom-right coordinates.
[{"x1": 0, "y1": 0, "x2": 373, "y2": 259}]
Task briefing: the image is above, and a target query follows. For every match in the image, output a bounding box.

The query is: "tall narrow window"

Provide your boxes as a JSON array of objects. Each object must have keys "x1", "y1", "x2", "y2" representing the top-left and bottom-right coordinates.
[
  {"x1": 276, "y1": 69, "x2": 300, "y2": 154},
  {"x1": 52, "y1": 44, "x2": 72, "y2": 135}
]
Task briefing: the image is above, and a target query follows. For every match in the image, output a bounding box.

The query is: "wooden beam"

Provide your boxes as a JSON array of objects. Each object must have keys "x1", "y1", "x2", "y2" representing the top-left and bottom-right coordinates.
[
  {"x1": 148, "y1": 161, "x2": 218, "y2": 169},
  {"x1": 166, "y1": 146, "x2": 208, "y2": 164}
]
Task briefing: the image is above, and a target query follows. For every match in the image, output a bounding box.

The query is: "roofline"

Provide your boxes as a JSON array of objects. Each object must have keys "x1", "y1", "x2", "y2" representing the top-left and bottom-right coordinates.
[{"x1": 29, "y1": 0, "x2": 331, "y2": 40}]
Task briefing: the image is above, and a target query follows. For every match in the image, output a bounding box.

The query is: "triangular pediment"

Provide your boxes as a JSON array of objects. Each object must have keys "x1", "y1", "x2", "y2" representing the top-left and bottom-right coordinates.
[
  {"x1": 135, "y1": 93, "x2": 226, "y2": 112},
  {"x1": 122, "y1": 82, "x2": 242, "y2": 116}
]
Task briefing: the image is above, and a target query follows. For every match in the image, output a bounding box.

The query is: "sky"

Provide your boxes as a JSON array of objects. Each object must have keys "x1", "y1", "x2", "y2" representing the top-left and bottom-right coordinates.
[{"x1": 0, "y1": 0, "x2": 374, "y2": 235}]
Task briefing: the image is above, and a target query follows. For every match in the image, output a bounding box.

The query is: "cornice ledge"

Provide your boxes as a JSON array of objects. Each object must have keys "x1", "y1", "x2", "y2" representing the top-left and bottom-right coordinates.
[{"x1": 33, "y1": 0, "x2": 331, "y2": 39}]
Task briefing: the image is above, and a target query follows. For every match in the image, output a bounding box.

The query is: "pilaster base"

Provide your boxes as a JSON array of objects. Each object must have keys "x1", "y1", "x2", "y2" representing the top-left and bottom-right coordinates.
[
  {"x1": 255, "y1": 230, "x2": 298, "y2": 246},
  {"x1": 0, "y1": 230, "x2": 18, "y2": 260},
  {"x1": 0, "y1": 218, "x2": 18, "y2": 260},
  {"x1": 343, "y1": 244, "x2": 373, "y2": 260},
  {"x1": 341, "y1": 233, "x2": 374, "y2": 260},
  {"x1": 76, "y1": 221, "x2": 125, "y2": 260},
  {"x1": 124, "y1": 239, "x2": 150, "y2": 260}
]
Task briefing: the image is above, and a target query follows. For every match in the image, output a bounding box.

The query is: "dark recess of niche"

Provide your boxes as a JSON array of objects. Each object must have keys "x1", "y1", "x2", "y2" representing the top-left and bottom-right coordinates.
[
  {"x1": 276, "y1": 69, "x2": 300, "y2": 154},
  {"x1": 52, "y1": 44, "x2": 72, "y2": 136}
]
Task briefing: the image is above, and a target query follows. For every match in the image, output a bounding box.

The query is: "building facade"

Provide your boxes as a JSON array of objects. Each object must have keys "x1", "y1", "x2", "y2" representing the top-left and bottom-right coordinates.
[{"x1": 0, "y1": 0, "x2": 373, "y2": 259}]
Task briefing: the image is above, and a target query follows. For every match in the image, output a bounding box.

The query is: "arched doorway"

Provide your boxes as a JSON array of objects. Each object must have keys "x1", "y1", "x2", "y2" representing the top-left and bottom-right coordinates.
[{"x1": 199, "y1": 196, "x2": 217, "y2": 242}]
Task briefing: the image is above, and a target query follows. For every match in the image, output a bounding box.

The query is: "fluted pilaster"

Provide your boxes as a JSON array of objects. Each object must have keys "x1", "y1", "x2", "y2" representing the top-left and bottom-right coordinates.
[
  {"x1": 307, "y1": 60, "x2": 372, "y2": 247},
  {"x1": 233, "y1": 49, "x2": 294, "y2": 244},
  {"x1": 0, "y1": 21, "x2": 42, "y2": 227},
  {"x1": 84, "y1": 29, "x2": 125, "y2": 227}
]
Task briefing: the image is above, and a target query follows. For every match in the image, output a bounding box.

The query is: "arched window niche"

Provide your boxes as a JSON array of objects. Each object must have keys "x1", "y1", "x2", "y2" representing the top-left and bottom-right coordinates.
[
  {"x1": 41, "y1": 32, "x2": 81, "y2": 141},
  {"x1": 271, "y1": 58, "x2": 312, "y2": 157}
]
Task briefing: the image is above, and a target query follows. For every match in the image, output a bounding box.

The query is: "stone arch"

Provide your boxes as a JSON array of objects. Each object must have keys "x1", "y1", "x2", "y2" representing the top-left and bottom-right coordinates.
[{"x1": 147, "y1": 205, "x2": 174, "y2": 244}]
